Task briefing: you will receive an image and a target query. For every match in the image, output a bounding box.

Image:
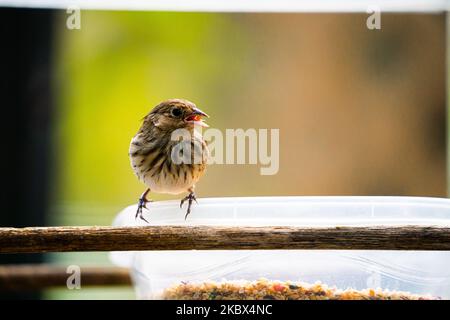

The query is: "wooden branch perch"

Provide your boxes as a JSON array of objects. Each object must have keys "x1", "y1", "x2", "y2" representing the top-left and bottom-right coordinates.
[
  {"x1": 0, "y1": 225, "x2": 449, "y2": 253},
  {"x1": 0, "y1": 264, "x2": 131, "y2": 291}
]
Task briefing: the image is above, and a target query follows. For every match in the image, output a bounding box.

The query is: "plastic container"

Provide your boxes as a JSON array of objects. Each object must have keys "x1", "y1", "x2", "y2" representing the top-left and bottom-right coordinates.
[{"x1": 110, "y1": 196, "x2": 450, "y2": 300}]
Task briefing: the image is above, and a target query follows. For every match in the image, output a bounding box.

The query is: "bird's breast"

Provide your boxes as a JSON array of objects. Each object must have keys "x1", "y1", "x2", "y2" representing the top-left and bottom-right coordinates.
[{"x1": 129, "y1": 133, "x2": 208, "y2": 194}]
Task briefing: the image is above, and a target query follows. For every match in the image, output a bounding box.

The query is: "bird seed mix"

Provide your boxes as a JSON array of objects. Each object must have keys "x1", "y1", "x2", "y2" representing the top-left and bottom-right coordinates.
[{"x1": 161, "y1": 278, "x2": 439, "y2": 300}]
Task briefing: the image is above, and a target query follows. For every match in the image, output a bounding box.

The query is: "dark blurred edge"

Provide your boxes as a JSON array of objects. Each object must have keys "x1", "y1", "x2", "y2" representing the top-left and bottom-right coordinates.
[{"x1": 0, "y1": 8, "x2": 55, "y2": 299}]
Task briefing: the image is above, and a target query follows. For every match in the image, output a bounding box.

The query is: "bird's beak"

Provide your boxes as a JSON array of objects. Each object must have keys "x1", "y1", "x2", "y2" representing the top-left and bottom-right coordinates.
[
  {"x1": 184, "y1": 107, "x2": 209, "y2": 127},
  {"x1": 192, "y1": 107, "x2": 209, "y2": 118}
]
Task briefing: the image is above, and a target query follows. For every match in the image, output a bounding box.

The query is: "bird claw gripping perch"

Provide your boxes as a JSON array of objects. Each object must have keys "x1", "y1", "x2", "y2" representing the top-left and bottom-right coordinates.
[
  {"x1": 180, "y1": 192, "x2": 198, "y2": 220},
  {"x1": 135, "y1": 189, "x2": 151, "y2": 223}
]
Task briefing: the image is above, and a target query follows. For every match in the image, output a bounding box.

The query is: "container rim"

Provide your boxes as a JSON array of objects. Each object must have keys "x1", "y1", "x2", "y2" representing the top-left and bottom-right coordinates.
[{"x1": 112, "y1": 196, "x2": 450, "y2": 228}]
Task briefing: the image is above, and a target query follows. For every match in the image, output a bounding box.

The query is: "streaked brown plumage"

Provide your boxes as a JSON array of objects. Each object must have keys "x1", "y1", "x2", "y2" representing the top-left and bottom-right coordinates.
[{"x1": 129, "y1": 99, "x2": 209, "y2": 221}]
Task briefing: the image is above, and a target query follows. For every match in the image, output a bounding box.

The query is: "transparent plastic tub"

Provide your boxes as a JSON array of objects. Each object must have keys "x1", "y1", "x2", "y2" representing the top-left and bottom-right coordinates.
[{"x1": 110, "y1": 196, "x2": 450, "y2": 300}]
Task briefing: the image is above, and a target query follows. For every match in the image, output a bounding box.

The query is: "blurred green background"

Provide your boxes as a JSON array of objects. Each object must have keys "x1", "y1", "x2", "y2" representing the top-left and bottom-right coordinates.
[{"x1": 45, "y1": 11, "x2": 446, "y2": 299}]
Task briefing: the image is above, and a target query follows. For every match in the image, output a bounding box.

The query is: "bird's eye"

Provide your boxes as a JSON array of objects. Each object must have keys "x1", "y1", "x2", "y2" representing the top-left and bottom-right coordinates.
[{"x1": 171, "y1": 108, "x2": 182, "y2": 117}]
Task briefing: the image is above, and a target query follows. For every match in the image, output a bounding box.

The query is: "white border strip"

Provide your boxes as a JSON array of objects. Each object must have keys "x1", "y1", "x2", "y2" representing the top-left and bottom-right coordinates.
[{"x1": 0, "y1": 0, "x2": 449, "y2": 12}]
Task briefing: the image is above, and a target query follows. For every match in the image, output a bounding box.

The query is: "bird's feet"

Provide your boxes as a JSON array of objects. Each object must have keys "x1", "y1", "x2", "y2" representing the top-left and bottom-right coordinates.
[
  {"x1": 135, "y1": 189, "x2": 151, "y2": 223},
  {"x1": 180, "y1": 191, "x2": 198, "y2": 220}
]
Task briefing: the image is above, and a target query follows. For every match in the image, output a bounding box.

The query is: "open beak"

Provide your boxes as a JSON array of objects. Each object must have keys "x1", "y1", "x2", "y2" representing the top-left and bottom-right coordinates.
[{"x1": 184, "y1": 107, "x2": 209, "y2": 127}]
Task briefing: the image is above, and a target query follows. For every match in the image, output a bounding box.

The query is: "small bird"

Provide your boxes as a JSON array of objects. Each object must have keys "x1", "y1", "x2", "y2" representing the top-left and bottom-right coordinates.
[{"x1": 129, "y1": 99, "x2": 209, "y2": 222}]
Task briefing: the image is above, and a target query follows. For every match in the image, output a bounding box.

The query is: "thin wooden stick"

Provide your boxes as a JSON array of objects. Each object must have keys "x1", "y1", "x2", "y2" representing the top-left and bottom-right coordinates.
[
  {"x1": 0, "y1": 264, "x2": 131, "y2": 291},
  {"x1": 0, "y1": 225, "x2": 449, "y2": 253}
]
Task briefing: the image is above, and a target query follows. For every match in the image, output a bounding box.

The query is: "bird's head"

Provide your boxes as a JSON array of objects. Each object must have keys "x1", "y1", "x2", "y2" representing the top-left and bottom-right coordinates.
[{"x1": 144, "y1": 99, "x2": 209, "y2": 132}]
